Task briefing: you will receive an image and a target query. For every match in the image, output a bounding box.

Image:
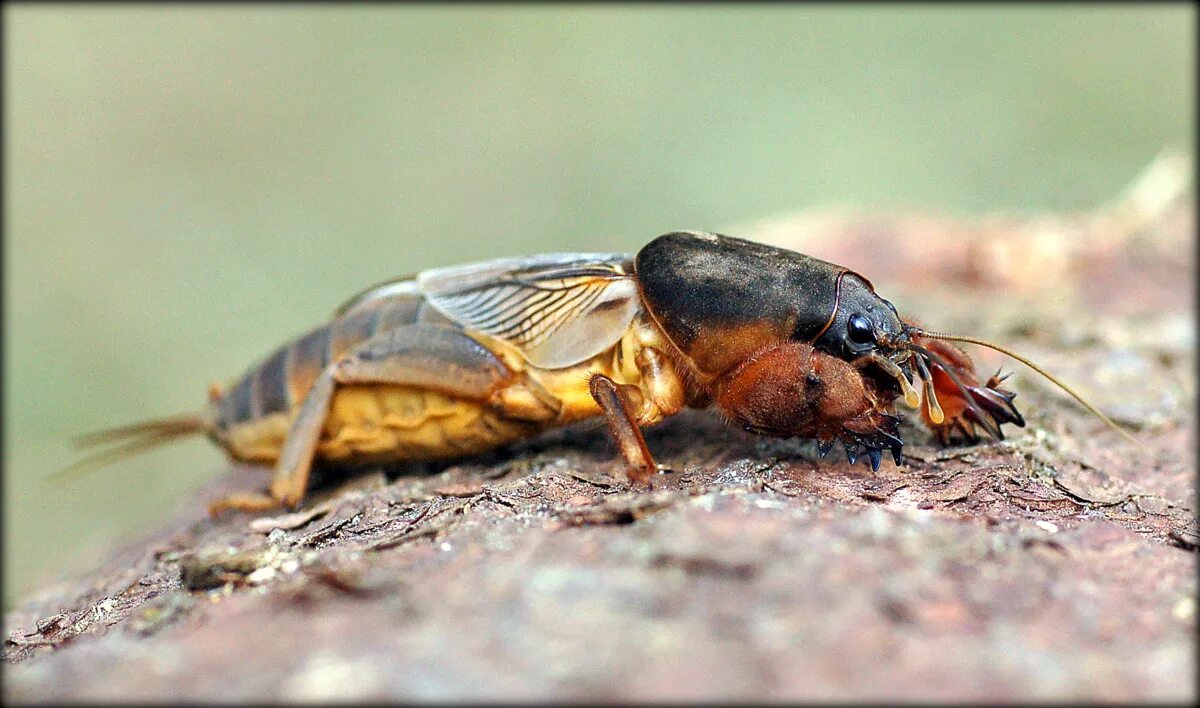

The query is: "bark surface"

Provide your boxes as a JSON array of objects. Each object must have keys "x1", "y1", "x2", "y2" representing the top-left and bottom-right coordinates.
[{"x1": 5, "y1": 155, "x2": 1195, "y2": 702}]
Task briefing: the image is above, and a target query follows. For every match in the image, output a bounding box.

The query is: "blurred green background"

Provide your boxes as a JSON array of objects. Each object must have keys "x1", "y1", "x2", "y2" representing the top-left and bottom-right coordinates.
[{"x1": 4, "y1": 5, "x2": 1193, "y2": 607}]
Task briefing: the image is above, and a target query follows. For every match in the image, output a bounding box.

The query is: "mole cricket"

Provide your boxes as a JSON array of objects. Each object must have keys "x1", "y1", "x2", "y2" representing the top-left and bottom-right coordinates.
[{"x1": 67, "y1": 231, "x2": 1133, "y2": 514}]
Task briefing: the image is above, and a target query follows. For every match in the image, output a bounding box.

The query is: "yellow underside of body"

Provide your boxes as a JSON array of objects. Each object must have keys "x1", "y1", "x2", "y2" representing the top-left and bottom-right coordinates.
[
  {"x1": 220, "y1": 321, "x2": 673, "y2": 467},
  {"x1": 225, "y1": 385, "x2": 543, "y2": 465}
]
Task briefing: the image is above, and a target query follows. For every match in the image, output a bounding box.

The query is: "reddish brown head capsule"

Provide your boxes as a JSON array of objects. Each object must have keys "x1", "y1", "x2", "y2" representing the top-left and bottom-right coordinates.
[
  {"x1": 634, "y1": 231, "x2": 907, "y2": 370},
  {"x1": 635, "y1": 231, "x2": 917, "y2": 464},
  {"x1": 632, "y1": 231, "x2": 1134, "y2": 468}
]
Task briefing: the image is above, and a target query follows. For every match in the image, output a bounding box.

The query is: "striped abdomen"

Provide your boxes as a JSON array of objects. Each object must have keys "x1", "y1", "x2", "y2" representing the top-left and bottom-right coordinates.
[{"x1": 212, "y1": 292, "x2": 455, "y2": 438}]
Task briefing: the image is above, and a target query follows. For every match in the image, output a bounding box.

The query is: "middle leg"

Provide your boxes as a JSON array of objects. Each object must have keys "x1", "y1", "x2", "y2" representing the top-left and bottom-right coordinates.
[{"x1": 588, "y1": 373, "x2": 659, "y2": 488}]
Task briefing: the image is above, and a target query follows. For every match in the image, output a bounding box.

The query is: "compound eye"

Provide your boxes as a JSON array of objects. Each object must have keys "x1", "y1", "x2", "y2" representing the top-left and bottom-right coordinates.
[{"x1": 847, "y1": 313, "x2": 876, "y2": 344}]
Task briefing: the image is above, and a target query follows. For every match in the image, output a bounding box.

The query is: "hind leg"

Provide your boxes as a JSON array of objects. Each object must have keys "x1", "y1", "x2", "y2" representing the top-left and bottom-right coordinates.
[
  {"x1": 207, "y1": 491, "x2": 280, "y2": 515},
  {"x1": 209, "y1": 325, "x2": 558, "y2": 515}
]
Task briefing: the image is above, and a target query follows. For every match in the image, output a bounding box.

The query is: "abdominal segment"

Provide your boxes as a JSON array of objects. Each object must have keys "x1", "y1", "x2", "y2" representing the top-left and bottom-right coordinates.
[{"x1": 223, "y1": 384, "x2": 541, "y2": 466}]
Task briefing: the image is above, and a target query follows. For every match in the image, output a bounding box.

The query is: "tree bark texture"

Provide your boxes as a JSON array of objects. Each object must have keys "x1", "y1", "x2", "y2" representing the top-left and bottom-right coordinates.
[{"x1": 4, "y1": 155, "x2": 1195, "y2": 702}]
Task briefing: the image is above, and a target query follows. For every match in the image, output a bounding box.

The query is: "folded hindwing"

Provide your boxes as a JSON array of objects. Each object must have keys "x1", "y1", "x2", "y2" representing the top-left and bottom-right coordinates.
[{"x1": 335, "y1": 253, "x2": 641, "y2": 370}]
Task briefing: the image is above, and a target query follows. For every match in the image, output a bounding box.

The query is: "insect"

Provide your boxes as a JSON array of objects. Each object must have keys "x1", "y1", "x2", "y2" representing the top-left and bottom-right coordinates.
[{"x1": 68, "y1": 231, "x2": 1134, "y2": 514}]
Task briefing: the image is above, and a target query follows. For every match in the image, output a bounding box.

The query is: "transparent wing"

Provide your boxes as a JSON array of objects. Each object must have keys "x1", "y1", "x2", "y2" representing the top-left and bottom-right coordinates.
[
  {"x1": 417, "y1": 252, "x2": 640, "y2": 369},
  {"x1": 333, "y1": 275, "x2": 420, "y2": 317}
]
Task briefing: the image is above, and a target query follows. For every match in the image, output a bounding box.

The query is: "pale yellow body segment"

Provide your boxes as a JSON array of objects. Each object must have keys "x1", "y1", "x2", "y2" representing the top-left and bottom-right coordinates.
[
  {"x1": 224, "y1": 387, "x2": 538, "y2": 464},
  {"x1": 221, "y1": 316, "x2": 685, "y2": 469}
]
